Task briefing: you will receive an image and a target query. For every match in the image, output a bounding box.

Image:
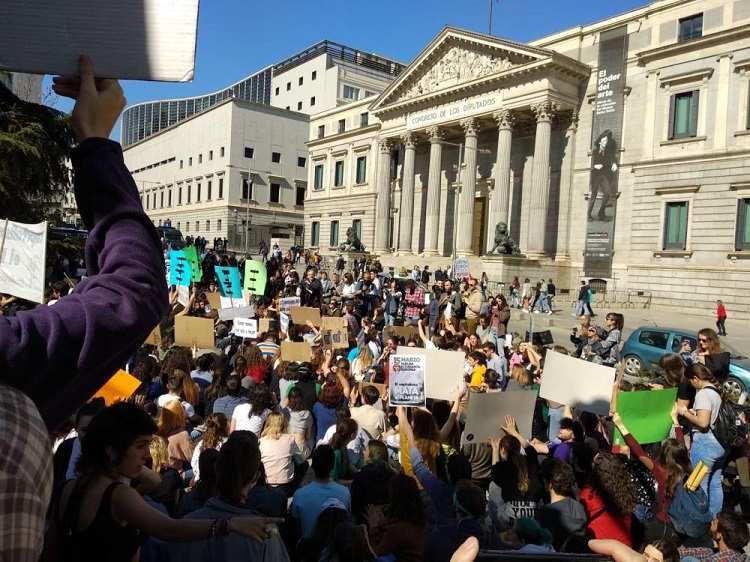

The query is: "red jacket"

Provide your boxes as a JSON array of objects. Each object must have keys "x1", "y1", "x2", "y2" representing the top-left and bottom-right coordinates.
[{"x1": 579, "y1": 486, "x2": 632, "y2": 547}]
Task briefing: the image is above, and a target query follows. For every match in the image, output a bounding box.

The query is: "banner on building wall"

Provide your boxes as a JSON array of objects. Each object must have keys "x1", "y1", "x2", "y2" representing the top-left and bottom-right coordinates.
[{"x1": 584, "y1": 26, "x2": 628, "y2": 279}]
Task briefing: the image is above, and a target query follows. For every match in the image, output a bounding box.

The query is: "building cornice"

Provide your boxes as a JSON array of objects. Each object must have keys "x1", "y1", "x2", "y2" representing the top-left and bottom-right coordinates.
[
  {"x1": 306, "y1": 124, "x2": 381, "y2": 148},
  {"x1": 636, "y1": 24, "x2": 750, "y2": 65}
]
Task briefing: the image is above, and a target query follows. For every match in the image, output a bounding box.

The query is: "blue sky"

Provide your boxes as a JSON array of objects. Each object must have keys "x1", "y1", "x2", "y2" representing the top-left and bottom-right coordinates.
[{"x1": 44, "y1": 0, "x2": 648, "y2": 139}]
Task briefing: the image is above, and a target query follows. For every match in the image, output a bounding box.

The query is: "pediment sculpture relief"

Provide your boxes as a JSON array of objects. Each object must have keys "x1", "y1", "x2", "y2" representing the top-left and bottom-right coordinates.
[{"x1": 400, "y1": 46, "x2": 515, "y2": 101}]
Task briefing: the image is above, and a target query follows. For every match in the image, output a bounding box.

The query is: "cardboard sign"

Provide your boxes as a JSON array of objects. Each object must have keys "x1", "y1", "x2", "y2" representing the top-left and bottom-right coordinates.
[
  {"x1": 169, "y1": 250, "x2": 192, "y2": 287},
  {"x1": 281, "y1": 341, "x2": 311, "y2": 362},
  {"x1": 215, "y1": 266, "x2": 242, "y2": 299},
  {"x1": 461, "y1": 390, "x2": 539, "y2": 445},
  {"x1": 384, "y1": 325, "x2": 420, "y2": 343},
  {"x1": 259, "y1": 318, "x2": 271, "y2": 334},
  {"x1": 233, "y1": 318, "x2": 258, "y2": 339},
  {"x1": 174, "y1": 316, "x2": 214, "y2": 349},
  {"x1": 92, "y1": 369, "x2": 141, "y2": 405},
  {"x1": 539, "y1": 351, "x2": 616, "y2": 415},
  {"x1": 0, "y1": 219, "x2": 47, "y2": 303},
  {"x1": 278, "y1": 297, "x2": 301, "y2": 315},
  {"x1": 613, "y1": 388, "x2": 679, "y2": 445},
  {"x1": 0, "y1": 0, "x2": 200, "y2": 82},
  {"x1": 357, "y1": 382, "x2": 387, "y2": 399},
  {"x1": 453, "y1": 259, "x2": 470, "y2": 280},
  {"x1": 182, "y1": 246, "x2": 202, "y2": 283},
  {"x1": 396, "y1": 346, "x2": 465, "y2": 401},
  {"x1": 144, "y1": 324, "x2": 161, "y2": 347},
  {"x1": 389, "y1": 354, "x2": 427, "y2": 407},
  {"x1": 322, "y1": 327, "x2": 348, "y2": 349},
  {"x1": 217, "y1": 305, "x2": 256, "y2": 322},
  {"x1": 205, "y1": 292, "x2": 222, "y2": 311},
  {"x1": 290, "y1": 306, "x2": 321, "y2": 327},
  {"x1": 321, "y1": 316, "x2": 345, "y2": 330},
  {"x1": 244, "y1": 259, "x2": 267, "y2": 295}
]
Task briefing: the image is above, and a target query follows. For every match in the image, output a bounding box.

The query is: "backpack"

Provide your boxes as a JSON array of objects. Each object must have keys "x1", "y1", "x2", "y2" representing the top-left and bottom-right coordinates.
[
  {"x1": 704, "y1": 385, "x2": 746, "y2": 449},
  {"x1": 668, "y1": 475, "x2": 712, "y2": 537}
]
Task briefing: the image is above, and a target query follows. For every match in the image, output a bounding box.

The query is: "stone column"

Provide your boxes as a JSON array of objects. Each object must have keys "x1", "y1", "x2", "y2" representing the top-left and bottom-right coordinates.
[
  {"x1": 555, "y1": 110, "x2": 578, "y2": 262},
  {"x1": 526, "y1": 100, "x2": 556, "y2": 259},
  {"x1": 374, "y1": 138, "x2": 394, "y2": 252},
  {"x1": 398, "y1": 132, "x2": 418, "y2": 252},
  {"x1": 424, "y1": 126, "x2": 444, "y2": 255},
  {"x1": 456, "y1": 118, "x2": 479, "y2": 255},
  {"x1": 488, "y1": 109, "x2": 515, "y2": 253}
]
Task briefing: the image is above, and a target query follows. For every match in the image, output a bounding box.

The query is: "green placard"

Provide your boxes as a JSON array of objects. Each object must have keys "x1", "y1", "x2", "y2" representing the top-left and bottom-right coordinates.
[
  {"x1": 182, "y1": 246, "x2": 202, "y2": 283},
  {"x1": 243, "y1": 259, "x2": 267, "y2": 295},
  {"x1": 613, "y1": 388, "x2": 678, "y2": 445}
]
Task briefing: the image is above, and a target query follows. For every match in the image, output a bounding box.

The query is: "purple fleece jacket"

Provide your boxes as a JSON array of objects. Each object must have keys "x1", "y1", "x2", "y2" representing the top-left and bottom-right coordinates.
[{"x1": 0, "y1": 138, "x2": 169, "y2": 430}]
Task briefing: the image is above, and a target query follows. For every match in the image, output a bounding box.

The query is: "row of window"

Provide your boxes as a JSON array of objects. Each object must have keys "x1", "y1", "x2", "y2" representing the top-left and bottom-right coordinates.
[
  {"x1": 663, "y1": 198, "x2": 750, "y2": 251},
  {"x1": 313, "y1": 156, "x2": 367, "y2": 189},
  {"x1": 179, "y1": 147, "x2": 225, "y2": 169},
  {"x1": 317, "y1": 113, "x2": 370, "y2": 139},
  {"x1": 342, "y1": 85, "x2": 376, "y2": 101},
  {"x1": 275, "y1": 71, "x2": 318, "y2": 96},
  {"x1": 172, "y1": 219, "x2": 221, "y2": 234},
  {"x1": 143, "y1": 179, "x2": 225, "y2": 210},
  {"x1": 131, "y1": 157, "x2": 176, "y2": 175},
  {"x1": 310, "y1": 219, "x2": 362, "y2": 247},
  {"x1": 241, "y1": 179, "x2": 307, "y2": 206},
  {"x1": 244, "y1": 147, "x2": 306, "y2": 167}
]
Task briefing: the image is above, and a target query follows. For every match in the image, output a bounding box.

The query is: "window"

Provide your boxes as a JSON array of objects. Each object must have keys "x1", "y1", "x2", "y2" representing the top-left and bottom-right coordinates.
[
  {"x1": 207, "y1": 180, "x2": 212, "y2": 200},
  {"x1": 270, "y1": 182, "x2": 281, "y2": 203},
  {"x1": 352, "y1": 219, "x2": 362, "y2": 239},
  {"x1": 187, "y1": 184, "x2": 191, "y2": 204},
  {"x1": 365, "y1": 91, "x2": 375, "y2": 98},
  {"x1": 153, "y1": 193, "x2": 157, "y2": 209},
  {"x1": 275, "y1": 87, "x2": 280, "y2": 96},
  {"x1": 318, "y1": 125, "x2": 325, "y2": 139},
  {"x1": 355, "y1": 156, "x2": 367, "y2": 184},
  {"x1": 176, "y1": 222, "x2": 180, "y2": 230},
  {"x1": 736, "y1": 198, "x2": 750, "y2": 251},
  {"x1": 286, "y1": 82, "x2": 291, "y2": 91},
  {"x1": 312, "y1": 71, "x2": 317, "y2": 81},
  {"x1": 198, "y1": 154, "x2": 202, "y2": 164},
  {"x1": 245, "y1": 147, "x2": 254, "y2": 158},
  {"x1": 168, "y1": 189, "x2": 172, "y2": 207},
  {"x1": 286, "y1": 106, "x2": 290, "y2": 110},
  {"x1": 160, "y1": 191, "x2": 164, "y2": 208},
  {"x1": 188, "y1": 157, "x2": 192, "y2": 166},
  {"x1": 217, "y1": 219, "x2": 222, "y2": 232},
  {"x1": 220, "y1": 147, "x2": 225, "y2": 157},
  {"x1": 297, "y1": 101, "x2": 303, "y2": 110},
  {"x1": 663, "y1": 201, "x2": 688, "y2": 250},
  {"x1": 196, "y1": 183, "x2": 201, "y2": 202},
  {"x1": 298, "y1": 77, "x2": 303, "y2": 86},
  {"x1": 196, "y1": 221, "x2": 200, "y2": 232},
  {"x1": 218, "y1": 178, "x2": 224, "y2": 199},
  {"x1": 296, "y1": 186, "x2": 306, "y2": 206},
  {"x1": 343, "y1": 85, "x2": 360, "y2": 100},
  {"x1": 678, "y1": 14, "x2": 703, "y2": 42},
  {"x1": 206, "y1": 220, "x2": 210, "y2": 231},
  {"x1": 297, "y1": 156, "x2": 306, "y2": 167},
  {"x1": 145, "y1": 194, "x2": 149, "y2": 210},
  {"x1": 672, "y1": 334, "x2": 697, "y2": 353},
  {"x1": 338, "y1": 119, "x2": 346, "y2": 134},
  {"x1": 185, "y1": 221, "x2": 190, "y2": 232},
  {"x1": 637, "y1": 330, "x2": 669, "y2": 351},
  {"x1": 314, "y1": 164, "x2": 324, "y2": 189},
  {"x1": 330, "y1": 220, "x2": 339, "y2": 246},
  {"x1": 668, "y1": 91, "x2": 699, "y2": 140},
  {"x1": 310, "y1": 96, "x2": 316, "y2": 107},
  {"x1": 311, "y1": 221, "x2": 320, "y2": 245},
  {"x1": 334, "y1": 161, "x2": 344, "y2": 187},
  {"x1": 242, "y1": 177, "x2": 253, "y2": 200},
  {"x1": 360, "y1": 112, "x2": 369, "y2": 127},
  {"x1": 209, "y1": 150, "x2": 213, "y2": 161},
  {"x1": 178, "y1": 187, "x2": 182, "y2": 205},
  {"x1": 179, "y1": 160, "x2": 183, "y2": 169},
  {"x1": 272, "y1": 152, "x2": 281, "y2": 163}
]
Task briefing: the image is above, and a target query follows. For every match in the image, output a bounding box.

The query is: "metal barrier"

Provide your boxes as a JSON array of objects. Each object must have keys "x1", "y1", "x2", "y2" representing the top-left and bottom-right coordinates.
[{"x1": 590, "y1": 290, "x2": 652, "y2": 309}]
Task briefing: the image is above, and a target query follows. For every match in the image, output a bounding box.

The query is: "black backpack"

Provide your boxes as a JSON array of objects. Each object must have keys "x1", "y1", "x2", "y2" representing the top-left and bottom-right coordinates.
[{"x1": 704, "y1": 386, "x2": 746, "y2": 449}]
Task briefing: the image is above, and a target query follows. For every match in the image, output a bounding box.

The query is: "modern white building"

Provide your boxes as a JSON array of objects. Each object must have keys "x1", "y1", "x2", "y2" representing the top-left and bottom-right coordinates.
[
  {"x1": 304, "y1": 0, "x2": 750, "y2": 320},
  {"x1": 124, "y1": 98, "x2": 310, "y2": 251}
]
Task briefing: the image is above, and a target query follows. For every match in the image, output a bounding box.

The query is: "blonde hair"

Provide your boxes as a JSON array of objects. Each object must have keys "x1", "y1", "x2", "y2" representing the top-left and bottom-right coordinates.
[
  {"x1": 182, "y1": 377, "x2": 200, "y2": 407},
  {"x1": 149, "y1": 436, "x2": 170, "y2": 473},
  {"x1": 157, "y1": 400, "x2": 186, "y2": 437},
  {"x1": 510, "y1": 364, "x2": 532, "y2": 387},
  {"x1": 260, "y1": 411, "x2": 288, "y2": 440}
]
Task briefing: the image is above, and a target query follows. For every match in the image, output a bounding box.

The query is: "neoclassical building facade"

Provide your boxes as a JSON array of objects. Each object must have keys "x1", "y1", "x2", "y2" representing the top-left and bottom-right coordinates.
[{"x1": 305, "y1": 0, "x2": 750, "y2": 319}]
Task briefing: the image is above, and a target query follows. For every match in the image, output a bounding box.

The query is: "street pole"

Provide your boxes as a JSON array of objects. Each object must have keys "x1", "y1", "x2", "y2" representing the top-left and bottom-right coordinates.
[
  {"x1": 451, "y1": 142, "x2": 463, "y2": 268},
  {"x1": 244, "y1": 175, "x2": 252, "y2": 255}
]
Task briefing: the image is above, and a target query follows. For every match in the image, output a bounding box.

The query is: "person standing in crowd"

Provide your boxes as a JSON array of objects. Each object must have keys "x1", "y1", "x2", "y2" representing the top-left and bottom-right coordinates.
[
  {"x1": 533, "y1": 278, "x2": 552, "y2": 315},
  {"x1": 681, "y1": 328, "x2": 730, "y2": 383},
  {"x1": 520, "y1": 278, "x2": 532, "y2": 313},
  {"x1": 403, "y1": 279, "x2": 425, "y2": 325},
  {"x1": 463, "y1": 278, "x2": 483, "y2": 335},
  {"x1": 300, "y1": 268, "x2": 322, "y2": 308},
  {"x1": 575, "y1": 280, "x2": 593, "y2": 317}
]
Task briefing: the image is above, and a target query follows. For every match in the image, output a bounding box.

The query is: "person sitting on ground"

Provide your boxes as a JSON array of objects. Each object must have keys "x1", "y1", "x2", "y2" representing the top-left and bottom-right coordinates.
[
  {"x1": 179, "y1": 449, "x2": 219, "y2": 517},
  {"x1": 350, "y1": 440, "x2": 397, "y2": 523},
  {"x1": 156, "y1": 400, "x2": 195, "y2": 481},
  {"x1": 535, "y1": 459, "x2": 587, "y2": 551},
  {"x1": 349, "y1": 384, "x2": 387, "y2": 440},
  {"x1": 230, "y1": 383, "x2": 276, "y2": 437},
  {"x1": 678, "y1": 509, "x2": 750, "y2": 562},
  {"x1": 504, "y1": 517, "x2": 555, "y2": 554},
  {"x1": 190, "y1": 413, "x2": 229, "y2": 483},
  {"x1": 530, "y1": 417, "x2": 583, "y2": 464},
  {"x1": 258, "y1": 412, "x2": 308, "y2": 497},
  {"x1": 328, "y1": 418, "x2": 360, "y2": 484},
  {"x1": 211, "y1": 375, "x2": 245, "y2": 421},
  {"x1": 146, "y1": 435, "x2": 183, "y2": 517}
]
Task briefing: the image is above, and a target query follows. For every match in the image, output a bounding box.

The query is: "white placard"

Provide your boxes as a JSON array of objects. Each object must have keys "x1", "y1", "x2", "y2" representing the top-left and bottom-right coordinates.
[
  {"x1": 461, "y1": 390, "x2": 539, "y2": 446},
  {"x1": 280, "y1": 312, "x2": 290, "y2": 334},
  {"x1": 233, "y1": 318, "x2": 258, "y2": 339},
  {"x1": 220, "y1": 296, "x2": 246, "y2": 309},
  {"x1": 0, "y1": 0, "x2": 200, "y2": 81},
  {"x1": 539, "y1": 350, "x2": 616, "y2": 415},
  {"x1": 278, "y1": 297, "x2": 300, "y2": 315},
  {"x1": 397, "y1": 346, "x2": 465, "y2": 401},
  {"x1": 218, "y1": 305, "x2": 256, "y2": 322},
  {"x1": 177, "y1": 285, "x2": 190, "y2": 307},
  {"x1": 0, "y1": 219, "x2": 46, "y2": 303},
  {"x1": 389, "y1": 354, "x2": 427, "y2": 407}
]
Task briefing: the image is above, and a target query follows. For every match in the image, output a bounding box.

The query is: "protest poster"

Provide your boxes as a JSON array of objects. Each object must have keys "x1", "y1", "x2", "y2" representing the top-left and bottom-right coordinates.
[
  {"x1": 233, "y1": 318, "x2": 258, "y2": 339},
  {"x1": 174, "y1": 316, "x2": 214, "y2": 349},
  {"x1": 244, "y1": 259, "x2": 267, "y2": 295},
  {"x1": 384, "y1": 325, "x2": 420, "y2": 342},
  {"x1": 169, "y1": 250, "x2": 192, "y2": 287},
  {"x1": 215, "y1": 266, "x2": 243, "y2": 299},
  {"x1": 461, "y1": 390, "x2": 539, "y2": 445},
  {"x1": 396, "y1": 346, "x2": 465, "y2": 401},
  {"x1": 218, "y1": 305, "x2": 255, "y2": 322},
  {"x1": 144, "y1": 324, "x2": 161, "y2": 347},
  {"x1": 290, "y1": 306, "x2": 321, "y2": 327},
  {"x1": 278, "y1": 297, "x2": 301, "y2": 315},
  {"x1": 539, "y1": 350, "x2": 615, "y2": 415},
  {"x1": 205, "y1": 292, "x2": 221, "y2": 311},
  {"x1": 280, "y1": 312, "x2": 290, "y2": 334},
  {"x1": 0, "y1": 219, "x2": 47, "y2": 303},
  {"x1": 259, "y1": 318, "x2": 271, "y2": 334},
  {"x1": 321, "y1": 317, "x2": 348, "y2": 349},
  {"x1": 453, "y1": 259, "x2": 470, "y2": 280},
  {"x1": 182, "y1": 246, "x2": 202, "y2": 283},
  {"x1": 177, "y1": 285, "x2": 190, "y2": 306},
  {"x1": 356, "y1": 382, "x2": 387, "y2": 400},
  {"x1": 0, "y1": 0, "x2": 200, "y2": 82},
  {"x1": 613, "y1": 388, "x2": 679, "y2": 445},
  {"x1": 92, "y1": 370, "x2": 141, "y2": 405},
  {"x1": 220, "y1": 296, "x2": 246, "y2": 309},
  {"x1": 388, "y1": 354, "x2": 427, "y2": 407},
  {"x1": 281, "y1": 341, "x2": 311, "y2": 362}
]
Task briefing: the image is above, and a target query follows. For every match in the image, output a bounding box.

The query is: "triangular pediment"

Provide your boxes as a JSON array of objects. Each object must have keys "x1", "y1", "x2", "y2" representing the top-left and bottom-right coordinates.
[{"x1": 371, "y1": 27, "x2": 576, "y2": 112}]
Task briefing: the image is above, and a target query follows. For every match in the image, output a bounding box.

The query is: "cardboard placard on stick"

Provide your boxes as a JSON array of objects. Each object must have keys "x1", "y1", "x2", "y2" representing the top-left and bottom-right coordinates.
[
  {"x1": 259, "y1": 318, "x2": 271, "y2": 334},
  {"x1": 539, "y1": 350, "x2": 616, "y2": 415},
  {"x1": 461, "y1": 390, "x2": 539, "y2": 445},
  {"x1": 218, "y1": 305, "x2": 255, "y2": 322},
  {"x1": 205, "y1": 292, "x2": 221, "y2": 311},
  {"x1": 388, "y1": 354, "x2": 427, "y2": 407},
  {"x1": 385, "y1": 325, "x2": 420, "y2": 343},
  {"x1": 280, "y1": 341, "x2": 311, "y2": 362},
  {"x1": 233, "y1": 318, "x2": 258, "y2": 339},
  {"x1": 396, "y1": 346, "x2": 465, "y2": 401},
  {"x1": 322, "y1": 327, "x2": 348, "y2": 349},
  {"x1": 356, "y1": 382, "x2": 387, "y2": 400},
  {"x1": 144, "y1": 324, "x2": 161, "y2": 347},
  {"x1": 92, "y1": 370, "x2": 141, "y2": 405},
  {"x1": 278, "y1": 297, "x2": 300, "y2": 315},
  {"x1": 174, "y1": 316, "x2": 215, "y2": 349},
  {"x1": 289, "y1": 306, "x2": 321, "y2": 327},
  {"x1": 321, "y1": 316, "x2": 346, "y2": 330}
]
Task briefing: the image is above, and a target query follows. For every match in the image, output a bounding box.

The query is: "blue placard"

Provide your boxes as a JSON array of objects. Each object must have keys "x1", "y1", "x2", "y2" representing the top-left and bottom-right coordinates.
[
  {"x1": 169, "y1": 250, "x2": 192, "y2": 287},
  {"x1": 215, "y1": 266, "x2": 243, "y2": 299}
]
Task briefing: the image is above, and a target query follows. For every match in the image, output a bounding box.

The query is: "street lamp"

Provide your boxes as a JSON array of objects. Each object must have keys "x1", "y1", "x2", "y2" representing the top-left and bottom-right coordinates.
[
  {"x1": 440, "y1": 140, "x2": 492, "y2": 266},
  {"x1": 227, "y1": 165, "x2": 271, "y2": 255}
]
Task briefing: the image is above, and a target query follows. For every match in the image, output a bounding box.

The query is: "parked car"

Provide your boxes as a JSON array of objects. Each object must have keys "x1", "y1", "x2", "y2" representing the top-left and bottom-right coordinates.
[
  {"x1": 621, "y1": 326, "x2": 750, "y2": 400},
  {"x1": 155, "y1": 225, "x2": 186, "y2": 251}
]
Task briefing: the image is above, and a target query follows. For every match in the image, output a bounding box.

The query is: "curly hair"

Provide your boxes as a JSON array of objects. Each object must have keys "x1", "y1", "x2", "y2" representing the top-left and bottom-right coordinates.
[
  {"x1": 243, "y1": 345, "x2": 265, "y2": 369},
  {"x1": 318, "y1": 381, "x2": 344, "y2": 408},
  {"x1": 587, "y1": 451, "x2": 636, "y2": 517},
  {"x1": 199, "y1": 413, "x2": 229, "y2": 451},
  {"x1": 163, "y1": 347, "x2": 194, "y2": 380},
  {"x1": 149, "y1": 436, "x2": 170, "y2": 473},
  {"x1": 245, "y1": 383, "x2": 274, "y2": 418}
]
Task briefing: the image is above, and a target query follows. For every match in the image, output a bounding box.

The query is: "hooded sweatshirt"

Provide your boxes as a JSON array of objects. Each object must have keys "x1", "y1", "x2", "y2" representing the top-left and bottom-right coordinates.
[
  {"x1": 424, "y1": 517, "x2": 501, "y2": 562},
  {"x1": 350, "y1": 460, "x2": 394, "y2": 522}
]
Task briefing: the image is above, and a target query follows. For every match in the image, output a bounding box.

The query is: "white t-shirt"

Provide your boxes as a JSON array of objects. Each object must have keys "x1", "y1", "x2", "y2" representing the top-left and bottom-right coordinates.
[
  {"x1": 156, "y1": 394, "x2": 196, "y2": 419},
  {"x1": 694, "y1": 384, "x2": 722, "y2": 429},
  {"x1": 322, "y1": 425, "x2": 368, "y2": 466},
  {"x1": 232, "y1": 403, "x2": 271, "y2": 436}
]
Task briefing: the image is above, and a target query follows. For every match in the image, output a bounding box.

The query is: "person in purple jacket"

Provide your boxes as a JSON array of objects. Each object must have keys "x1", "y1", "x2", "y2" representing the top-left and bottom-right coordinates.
[{"x1": 0, "y1": 56, "x2": 169, "y2": 561}]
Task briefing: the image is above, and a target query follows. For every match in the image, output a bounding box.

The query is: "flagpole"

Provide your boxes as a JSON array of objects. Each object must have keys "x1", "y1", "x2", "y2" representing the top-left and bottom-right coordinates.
[{"x1": 488, "y1": 0, "x2": 493, "y2": 35}]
